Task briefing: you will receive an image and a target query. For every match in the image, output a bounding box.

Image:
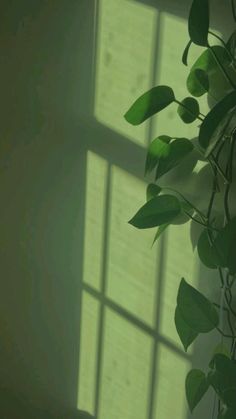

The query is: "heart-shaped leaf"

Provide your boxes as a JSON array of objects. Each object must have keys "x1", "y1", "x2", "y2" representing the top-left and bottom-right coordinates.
[
  {"x1": 182, "y1": 40, "x2": 192, "y2": 66},
  {"x1": 187, "y1": 68, "x2": 209, "y2": 97},
  {"x1": 146, "y1": 184, "x2": 162, "y2": 201},
  {"x1": 185, "y1": 369, "x2": 209, "y2": 412},
  {"x1": 208, "y1": 354, "x2": 236, "y2": 409},
  {"x1": 199, "y1": 90, "x2": 236, "y2": 148},
  {"x1": 197, "y1": 229, "x2": 217, "y2": 269},
  {"x1": 188, "y1": 0, "x2": 209, "y2": 46},
  {"x1": 213, "y1": 217, "x2": 236, "y2": 274},
  {"x1": 177, "y1": 97, "x2": 200, "y2": 123},
  {"x1": 156, "y1": 138, "x2": 194, "y2": 178},
  {"x1": 177, "y1": 278, "x2": 219, "y2": 333},
  {"x1": 129, "y1": 194, "x2": 181, "y2": 229},
  {"x1": 175, "y1": 306, "x2": 198, "y2": 351},
  {"x1": 124, "y1": 86, "x2": 175, "y2": 125}
]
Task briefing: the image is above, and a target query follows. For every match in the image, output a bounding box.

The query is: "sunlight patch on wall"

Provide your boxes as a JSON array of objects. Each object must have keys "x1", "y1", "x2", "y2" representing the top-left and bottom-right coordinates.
[
  {"x1": 78, "y1": 291, "x2": 99, "y2": 415},
  {"x1": 107, "y1": 165, "x2": 158, "y2": 326},
  {"x1": 152, "y1": 12, "x2": 208, "y2": 139},
  {"x1": 98, "y1": 308, "x2": 152, "y2": 419},
  {"x1": 94, "y1": 0, "x2": 158, "y2": 146},
  {"x1": 154, "y1": 345, "x2": 190, "y2": 419},
  {"x1": 83, "y1": 151, "x2": 108, "y2": 291}
]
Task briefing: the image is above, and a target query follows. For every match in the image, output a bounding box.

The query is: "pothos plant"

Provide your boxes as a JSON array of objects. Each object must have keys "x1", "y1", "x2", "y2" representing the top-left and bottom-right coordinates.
[{"x1": 124, "y1": 1, "x2": 236, "y2": 418}]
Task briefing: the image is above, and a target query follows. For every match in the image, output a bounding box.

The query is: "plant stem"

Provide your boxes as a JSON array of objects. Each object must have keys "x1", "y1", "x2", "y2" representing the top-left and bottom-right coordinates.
[
  {"x1": 217, "y1": 327, "x2": 236, "y2": 339},
  {"x1": 208, "y1": 30, "x2": 235, "y2": 62}
]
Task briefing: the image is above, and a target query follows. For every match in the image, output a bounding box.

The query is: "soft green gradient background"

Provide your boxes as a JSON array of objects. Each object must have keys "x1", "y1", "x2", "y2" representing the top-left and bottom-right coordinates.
[{"x1": 0, "y1": 1, "x2": 233, "y2": 419}]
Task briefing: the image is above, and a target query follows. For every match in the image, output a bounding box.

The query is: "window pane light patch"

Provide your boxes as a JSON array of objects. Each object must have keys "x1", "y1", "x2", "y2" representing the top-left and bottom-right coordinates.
[
  {"x1": 83, "y1": 151, "x2": 108, "y2": 291},
  {"x1": 77, "y1": 291, "x2": 99, "y2": 415},
  {"x1": 107, "y1": 165, "x2": 157, "y2": 326},
  {"x1": 98, "y1": 308, "x2": 152, "y2": 419},
  {"x1": 154, "y1": 345, "x2": 190, "y2": 419},
  {"x1": 94, "y1": 0, "x2": 158, "y2": 146}
]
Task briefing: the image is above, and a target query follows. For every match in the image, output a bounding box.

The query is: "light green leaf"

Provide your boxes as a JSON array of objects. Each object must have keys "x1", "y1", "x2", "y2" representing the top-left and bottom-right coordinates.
[
  {"x1": 197, "y1": 229, "x2": 217, "y2": 269},
  {"x1": 156, "y1": 138, "x2": 194, "y2": 178},
  {"x1": 185, "y1": 369, "x2": 209, "y2": 412},
  {"x1": 129, "y1": 195, "x2": 181, "y2": 229},
  {"x1": 188, "y1": 0, "x2": 209, "y2": 46},
  {"x1": 190, "y1": 46, "x2": 233, "y2": 102},
  {"x1": 177, "y1": 97, "x2": 200, "y2": 123},
  {"x1": 187, "y1": 68, "x2": 209, "y2": 97},
  {"x1": 182, "y1": 40, "x2": 192, "y2": 66},
  {"x1": 124, "y1": 86, "x2": 175, "y2": 125},
  {"x1": 152, "y1": 223, "x2": 169, "y2": 246},
  {"x1": 199, "y1": 90, "x2": 236, "y2": 148},
  {"x1": 145, "y1": 138, "x2": 170, "y2": 174},
  {"x1": 146, "y1": 184, "x2": 162, "y2": 201},
  {"x1": 175, "y1": 306, "x2": 198, "y2": 351},
  {"x1": 177, "y1": 278, "x2": 219, "y2": 333}
]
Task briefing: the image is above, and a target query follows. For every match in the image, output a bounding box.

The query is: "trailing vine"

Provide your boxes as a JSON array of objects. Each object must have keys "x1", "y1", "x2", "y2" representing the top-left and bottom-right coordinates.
[{"x1": 124, "y1": 1, "x2": 236, "y2": 418}]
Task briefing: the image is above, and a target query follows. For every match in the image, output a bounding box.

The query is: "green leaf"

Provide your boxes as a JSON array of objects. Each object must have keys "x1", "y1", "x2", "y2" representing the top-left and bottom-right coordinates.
[
  {"x1": 227, "y1": 29, "x2": 236, "y2": 60},
  {"x1": 218, "y1": 407, "x2": 236, "y2": 419},
  {"x1": 209, "y1": 343, "x2": 231, "y2": 368},
  {"x1": 175, "y1": 306, "x2": 198, "y2": 351},
  {"x1": 208, "y1": 354, "x2": 236, "y2": 409},
  {"x1": 124, "y1": 86, "x2": 175, "y2": 125},
  {"x1": 189, "y1": 46, "x2": 233, "y2": 102},
  {"x1": 152, "y1": 223, "x2": 169, "y2": 245},
  {"x1": 129, "y1": 194, "x2": 181, "y2": 229},
  {"x1": 185, "y1": 369, "x2": 209, "y2": 412},
  {"x1": 182, "y1": 40, "x2": 192, "y2": 66},
  {"x1": 177, "y1": 278, "x2": 219, "y2": 333},
  {"x1": 213, "y1": 217, "x2": 236, "y2": 274},
  {"x1": 199, "y1": 90, "x2": 236, "y2": 148},
  {"x1": 146, "y1": 184, "x2": 162, "y2": 201},
  {"x1": 177, "y1": 97, "x2": 200, "y2": 123},
  {"x1": 156, "y1": 138, "x2": 194, "y2": 178},
  {"x1": 188, "y1": 0, "x2": 209, "y2": 46},
  {"x1": 197, "y1": 229, "x2": 217, "y2": 269},
  {"x1": 145, "y1": 138, "x2": 170, "y2": 175},
  {"x1": 187, "y1": 68, "x2": 209, "y2": 97}
]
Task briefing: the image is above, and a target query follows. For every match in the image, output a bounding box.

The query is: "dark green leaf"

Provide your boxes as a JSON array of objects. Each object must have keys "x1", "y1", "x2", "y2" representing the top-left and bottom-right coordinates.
[
  {"x1": 182, "y1": 40, "x2": 192, "y2": 66},
  {"x1": 197, "y1": 229, "x2": 217, "y2": 269},
  {"x1": 146, "y1": 184, "x2": 162, "y2": 201},
  {"x1": 124, "y1": 86, "x2": 175, "y2": 125},
  {"x1": 188, "y1": 0, "x2": 209, "y2": 46},
  {"x1": 213, "y1": 217, "x2": 236, "y2": 274},
  {"x1": 145, "y1": 138, "x2": 170, "y2": 174},
  {"x1": 152, "y1": 223, "x2": 169, "y2": 245},
  {"x1": 175, "y1": 306, "x2": 198, "y2": 351},
  {"x1": 177, "y1": 278, "x2": 219, "y2": 333},
  {"x1": 227, "y1": 29, "x2": 236, "y2": 60},
  {"x1": 199, "y1": 91, "x2": 236, "y2": 148},
  {"x1": 177, "y1": 97, "x2": 200, "y2": 123},
  {"x1": 208, "y1": 354, "x2": 236, "y2": 409},
  {"x1": 185, "y1": 369, "x2": 209, "y2": 412},
  {"x1": 209, "y1": 343, "x2": 230, "y2": 369},
  {"x1": 156, "y1": 138, "x2": 194, "y2": 178},
  {"x1": 218, "y1": 407, "x2": 236, "y2": 419},
  {"x1": 187, "y1": 68, "x2": 209, "y2": 97},
  {"x1": 129, "y1": 194, "x2": 181, "y2": 229}
]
